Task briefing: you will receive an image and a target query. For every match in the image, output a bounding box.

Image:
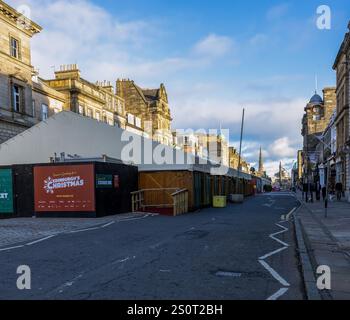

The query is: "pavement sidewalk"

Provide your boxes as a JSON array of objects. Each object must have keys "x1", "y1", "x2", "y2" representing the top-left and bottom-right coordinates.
[
  {"x1": 295, "y1": 193, "x2": 350, "y2": 300},
  {"x1": 0, "y1": 212, "x2": 148, "y2": 249}
]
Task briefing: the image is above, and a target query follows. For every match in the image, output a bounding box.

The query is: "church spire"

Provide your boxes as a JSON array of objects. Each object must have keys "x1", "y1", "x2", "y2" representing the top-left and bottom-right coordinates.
[
  {"x1": 279, "y1": 161, "x2": 283, "y2": 183},
  {"x1": 258, "y1": 147, "x2": 264, "y2": 175}
]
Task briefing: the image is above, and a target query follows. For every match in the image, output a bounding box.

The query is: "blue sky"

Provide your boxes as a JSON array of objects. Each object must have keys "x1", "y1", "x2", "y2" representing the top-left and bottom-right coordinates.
[{"x1": 8, "y1": 0, "x2": 350, "y2": 175}]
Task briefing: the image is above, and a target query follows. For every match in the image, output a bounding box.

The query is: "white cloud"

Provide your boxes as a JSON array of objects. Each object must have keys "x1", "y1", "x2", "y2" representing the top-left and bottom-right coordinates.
[
  {"x1": 7, "y1": 0, "x2": 161, "y2": 80},
  {"x1": 171, "y1": 92, "x2": 305, "y2": 142},
  {"x1": 6, "y1": 0, "x2": 304, "y2": 178},
  {"x1": 170, "y1": 84, "x2": 305, "y2": 178},
  {"x1": 264, "y1": 158, "x2": 295, "y2": 177},
  {"x1": 193, "y1": 34, "x2": 235, "y2": 58},
  {"x1": 6, "y1": 0, "x2": 236, "y2": 83},
  {"x1": 266, "y1": 3, "x2": 290, "y2": 20},
  {"x1": 269, "y1": 137, "x2": 296, "y2": 158},
  {"x1": 249, "y1": 33, "x2": 269, "y2": 46},
  {"x1": 227, "y1": 138, "x2": 296, "y2": 177}
]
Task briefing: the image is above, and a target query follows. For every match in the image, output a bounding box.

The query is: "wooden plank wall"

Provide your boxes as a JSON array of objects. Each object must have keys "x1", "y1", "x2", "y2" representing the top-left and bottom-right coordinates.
[
  {"x1": 139, "y1": 171, "x2": 194, "y2": 209},
  {"x1": 139, "y1": 171, "x2": 256, "y2": 211}
]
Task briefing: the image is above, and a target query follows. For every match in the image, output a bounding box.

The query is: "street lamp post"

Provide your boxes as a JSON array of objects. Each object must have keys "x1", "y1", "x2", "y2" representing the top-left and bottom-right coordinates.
[{"x1": 313, "y1": 133, "x2": 331, "y2": 218}]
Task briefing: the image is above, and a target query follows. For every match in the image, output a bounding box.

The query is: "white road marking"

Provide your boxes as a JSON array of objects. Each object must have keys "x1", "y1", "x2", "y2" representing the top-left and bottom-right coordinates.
[
  {"x1": 269, "y1": 223, "x2": 290, "y2": 247},
  {"x1": 0, "y1": 245, "x2": 24, "y2": 252},
  {"x1": 101, "y1": 221, "x2": 115, "y2": 228},
  {"x1": 26, "y1": 235, "x2": 56, "y2": 246},
  {"x1": 0, "y1": 214, "x2": 153, "y2": 253},
  {"x1": 113, "y1": 256, "x2": 136, "y2": 265},
  {"x1": 116, "y1": 257, "x2": 130, "y2": 264},
  {"x1": 69, "y1": 227, "x2": 101, "y2": 234},
  {"x1": 55, "y1": 274, "x2": 84, "y2": 294},
  {"x1": 150, "y1": 242, "x2": 163, "y2": 250},
  {"x1": 274, "y1": 223, "x2": 289, "y2": 232},
  {"x1": 267, "y1": 288, "x2": 290, "y2": 301},
  {"x1": 274, "y1": 223, "x2": 289, "y2": 231},
  {"x1": 118, "y1": 214, "x2": 152, "y2": 222},
  {"x1": 270, "y1": 236, "x2": 289, "y2": 247},
  {"x1": 259, "y1": 246, "x2": 289, "y2": 260},
  {"x1": 259, "y1": 208, "x2": 294, "y2": 300},
  {"x1": 259, "y1": 260, "x2": 290, "y2": 287},
  {"x1": 263, "y1": 200, "x2": 276, "y2": 208},
  {"x1": 216, "y1": 271, "x2": 242, "y2": 278},
  {"x1": 69, "y1": 214, "x2": 150, "y2": 234},
  {"x1": 286, "y1": 207, "x2": 297, "y2": 221},
  {"x1": 260, "y1": 192, "x2": 295, "y2": 197}
]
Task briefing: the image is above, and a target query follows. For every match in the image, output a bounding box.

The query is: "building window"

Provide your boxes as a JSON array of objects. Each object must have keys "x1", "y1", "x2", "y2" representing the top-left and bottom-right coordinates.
[
  {"x1": 78, "y1": 105, "x2": 84, "y2": 115},
  {"x1": 32, "y1": 100, "x2": 36, "y2": 117},
  {"x1": 127, "y1": 114, "x2": 135, "y2": 125},
  {"x1": 95, "y1": 111, "x2": 101, "y2": 121},
  {"x1": 87, "y1": 108, "x2": 93, "y2": 118},
  {"x1": 135, "y1": 117, "x2": 141, "y2": 128},
  {"x1": 10, "y1": 37, "x2": 20, "y2": 59},
  {"x1": 41, "y1": 104, "x2": 48, "y2": 120},
  {"x1": 118, "y1": 101, "x2": 123, "y2": 114},
  {"x1": 12, "y1": 84, "x2": 23, "y2": 113}
]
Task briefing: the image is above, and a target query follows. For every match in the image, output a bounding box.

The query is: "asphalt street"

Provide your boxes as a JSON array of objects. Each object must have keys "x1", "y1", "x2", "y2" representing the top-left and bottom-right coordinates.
[{"x1": 0, "y1": 192, "x2": 305, "y2": 300}]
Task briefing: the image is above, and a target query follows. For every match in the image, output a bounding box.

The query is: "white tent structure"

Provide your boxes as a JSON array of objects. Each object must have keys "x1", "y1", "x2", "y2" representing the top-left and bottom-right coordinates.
[{"x1": 0, "y1": 111, "x2": 251, "y2": 180}]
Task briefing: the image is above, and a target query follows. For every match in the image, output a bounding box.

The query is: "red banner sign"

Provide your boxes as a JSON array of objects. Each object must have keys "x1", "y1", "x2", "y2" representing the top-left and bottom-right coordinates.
[{"x1": 34, "y1": 164, "x2": 95, "y2": 212}]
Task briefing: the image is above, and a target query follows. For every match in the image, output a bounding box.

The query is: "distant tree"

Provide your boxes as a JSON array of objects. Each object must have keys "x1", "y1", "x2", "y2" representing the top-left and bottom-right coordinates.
[{"x1": 250, "y1": 167, "x2": 256, "y2": 175}]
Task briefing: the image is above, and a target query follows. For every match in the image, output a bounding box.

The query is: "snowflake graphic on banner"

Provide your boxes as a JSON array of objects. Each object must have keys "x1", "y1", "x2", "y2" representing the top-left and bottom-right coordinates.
[{"x1": 44, "y1": 177, "x2": 54, "y2": 194}]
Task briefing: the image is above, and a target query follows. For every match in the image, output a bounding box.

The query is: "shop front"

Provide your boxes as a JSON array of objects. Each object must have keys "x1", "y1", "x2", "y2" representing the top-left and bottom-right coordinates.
[
  {"x1": 0, "y1": 161, "x2": 138, "y2": 218},
  {"x1": 0, "y1": 168, "x2": 14, "y2": 218}
]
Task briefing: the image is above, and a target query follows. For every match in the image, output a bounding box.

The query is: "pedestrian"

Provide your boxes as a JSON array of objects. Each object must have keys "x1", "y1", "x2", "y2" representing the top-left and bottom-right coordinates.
[
  {"x1": 316, "y1": 182, "x2": 321, "y2": 201},
  {"x1": 322, "y1": 186, "x2": 327, "y2": 201},
  {"x1": 310, "y1": 183, "x2": 314, "y2": 203},
  {"x1": 303, "y1": 183, "x2": 308, "y2": 202},
  {"x1": 335, "y1": 182, "x2": 343, "y2": 201}
]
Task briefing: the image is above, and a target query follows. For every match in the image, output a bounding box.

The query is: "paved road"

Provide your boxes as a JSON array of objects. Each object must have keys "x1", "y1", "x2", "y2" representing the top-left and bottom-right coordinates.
[{"x1": 0, "y1": 193, "x2": 305, "y2": 300}]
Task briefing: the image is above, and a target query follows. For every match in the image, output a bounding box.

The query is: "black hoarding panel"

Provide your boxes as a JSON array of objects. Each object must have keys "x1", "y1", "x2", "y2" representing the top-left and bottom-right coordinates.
[
  {"x1": 13, "y1": 165, "x2": 35, "y2": 218},
  {"x1": 95, "y1": 162, "x2": 138, "y2": 217}
]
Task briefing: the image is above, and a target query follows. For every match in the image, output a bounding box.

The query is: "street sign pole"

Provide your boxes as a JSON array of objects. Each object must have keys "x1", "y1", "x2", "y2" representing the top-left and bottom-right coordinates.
[
  {"x1": 325, "y1": 160, "x2": 330, "y2": 218},
  {"x1": 236, "y1": 108, "x2": 245, "y2": 194}
]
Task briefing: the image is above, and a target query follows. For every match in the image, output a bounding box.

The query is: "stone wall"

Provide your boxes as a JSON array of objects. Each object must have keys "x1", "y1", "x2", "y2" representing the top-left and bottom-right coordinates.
[{"x1": 0, "y1": 119, "x2": 27, "y2": 144}]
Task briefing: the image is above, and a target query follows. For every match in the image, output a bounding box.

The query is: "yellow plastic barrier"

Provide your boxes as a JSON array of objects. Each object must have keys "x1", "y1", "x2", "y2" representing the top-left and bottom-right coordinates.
[{"x1": 213, "y1": 196, "x2": 227, "y2": 208}]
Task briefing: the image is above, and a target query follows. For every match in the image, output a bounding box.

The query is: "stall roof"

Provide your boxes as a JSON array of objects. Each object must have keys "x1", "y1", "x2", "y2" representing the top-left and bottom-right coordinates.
[{"x1": 0, "y1": 111, "x2": 251, "y2": 180}]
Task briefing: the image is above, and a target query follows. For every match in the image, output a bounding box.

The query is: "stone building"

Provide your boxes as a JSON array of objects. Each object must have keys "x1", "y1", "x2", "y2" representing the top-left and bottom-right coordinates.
[
  {"x1": 0, "y1": 1, "x2": 69, "y2": 144},
  {"x1": 301, "y1": 88, "x2": 336, "y2": 181},
  {"x1": 0, "y1": 0, "x2": 41, "y2": 143},
  {"x1": 173, "y1": 131, "x2": 200, "y2": 156},
  {"x1": 333, "y1": 22, "x2": 350, "y2": 200},
  {"x1": 297, "y1": 150, "x2": 303, "y2": 181},
  {"x1": 274, "y1": 162, "x2": 291, "y2": 189},
  {"x1": 32, "y1": 75, "x2": 66, "y2": 120},
  {"x1": 194, "y1": 132, "x2": 229, "y2": 167},
  {"x1": 44, "y1": 65, "x2": 128, "y2": 130},
  {"x1": 229, "y1": 147, "x2": 250, "y2": 173},
  {"x1": 116, "y1": 79, "x2": 173, "y2": 146}
]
